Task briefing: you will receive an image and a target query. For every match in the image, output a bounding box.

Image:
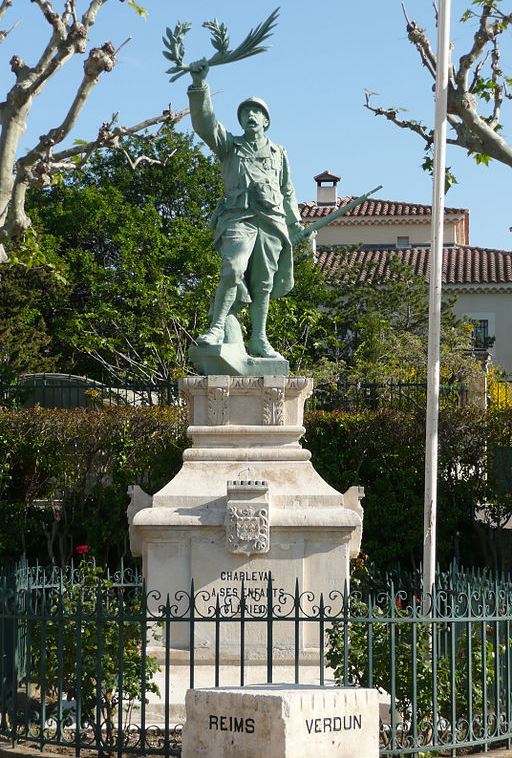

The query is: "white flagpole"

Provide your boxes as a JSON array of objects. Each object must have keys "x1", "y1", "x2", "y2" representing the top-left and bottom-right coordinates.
[{"x1": 423, "y1": 0, "x2": 451, "y2": 608}]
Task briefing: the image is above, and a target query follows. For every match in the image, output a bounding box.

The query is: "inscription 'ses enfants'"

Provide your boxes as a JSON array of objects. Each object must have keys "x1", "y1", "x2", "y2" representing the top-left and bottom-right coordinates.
[{"x1": 210, "y1": 570, "x2": 286, "y2": 615}]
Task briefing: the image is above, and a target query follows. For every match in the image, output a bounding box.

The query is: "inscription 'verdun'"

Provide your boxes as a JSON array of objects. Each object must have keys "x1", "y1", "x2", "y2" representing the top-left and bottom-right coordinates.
[{"x1": 305, "y1": 714, "x2": 362, "y2": 733}]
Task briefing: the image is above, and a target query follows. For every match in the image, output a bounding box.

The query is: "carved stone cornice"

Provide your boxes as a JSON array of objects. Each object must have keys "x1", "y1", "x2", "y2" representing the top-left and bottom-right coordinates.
[{"x1": 178, "y1": 376, "x2": 314, "y2": 428}]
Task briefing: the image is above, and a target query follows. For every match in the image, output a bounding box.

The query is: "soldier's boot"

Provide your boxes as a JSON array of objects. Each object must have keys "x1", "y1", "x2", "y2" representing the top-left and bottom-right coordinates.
[
  {"x1": 248, "y1": 294, "x2": 283, "y2": 359},
  {"x1": 197, "y1": 283, "x2": 237, "y2": 345}
]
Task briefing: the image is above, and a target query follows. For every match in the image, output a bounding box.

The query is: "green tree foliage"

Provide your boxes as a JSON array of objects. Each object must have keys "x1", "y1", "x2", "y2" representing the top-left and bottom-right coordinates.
[
  {"x1": 0, "y1": 263, "x2": 68, "y2": 376},
  {"x1": 2, "y1": 126, "x2": 477, "y2": 384},
  {"x1": 4, "y1": 129, "x2": 340, "y2": 381},
  {"x1": 266, "y1": 244, "x2": 337, "y2": 376},
  {"x1": 322, "y1": 251, "x2": 479, "y2": 384},
  {"x1": 17, "y1": 127, "x2": 223, "y2": 382}
]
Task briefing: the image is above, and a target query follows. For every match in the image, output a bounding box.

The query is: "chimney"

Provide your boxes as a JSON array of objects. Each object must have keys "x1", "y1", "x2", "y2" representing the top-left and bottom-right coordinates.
[{"x1": 314, "y1": 170, "x2": 341, "y2": 207}]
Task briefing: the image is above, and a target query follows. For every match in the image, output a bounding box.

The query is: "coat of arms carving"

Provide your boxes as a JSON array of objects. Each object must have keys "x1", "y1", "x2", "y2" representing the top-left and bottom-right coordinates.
[{"x1": 225, "y1": 479, "x2": 270, "y2": 555}]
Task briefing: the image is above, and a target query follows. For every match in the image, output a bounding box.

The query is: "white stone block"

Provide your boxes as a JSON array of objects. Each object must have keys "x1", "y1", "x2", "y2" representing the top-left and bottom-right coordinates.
[{"x1": 182, "y1": 684, "x2": 379, "y2": 757}]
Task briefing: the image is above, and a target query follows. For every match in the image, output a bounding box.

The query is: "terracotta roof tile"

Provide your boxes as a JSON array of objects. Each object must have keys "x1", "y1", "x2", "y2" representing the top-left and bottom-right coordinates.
[
  {"x1": 317, "y1": 245, "x2": 512, "y2": 286},
  {"x1": 300, "y1": 196, "x2": 467, "y2": 219}
]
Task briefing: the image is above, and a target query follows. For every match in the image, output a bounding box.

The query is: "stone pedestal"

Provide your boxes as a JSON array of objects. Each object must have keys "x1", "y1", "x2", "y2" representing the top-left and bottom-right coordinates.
[
  {"x1": 182, "y1": 685, "x2": 379, "y2": 757},
  {"x1": 128, "y1": 376, "x2": 363, "y2": 718}
]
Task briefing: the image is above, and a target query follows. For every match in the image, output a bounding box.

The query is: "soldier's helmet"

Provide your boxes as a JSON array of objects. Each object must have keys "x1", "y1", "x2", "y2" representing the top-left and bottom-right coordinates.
[{"x1": 237, "y1": 97, "x2": 271, "y2": 130}]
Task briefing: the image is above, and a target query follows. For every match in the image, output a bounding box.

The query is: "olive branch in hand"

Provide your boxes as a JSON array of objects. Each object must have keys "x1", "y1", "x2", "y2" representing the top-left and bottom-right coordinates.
[{"x1": 162, "y1": 7, "x2": 280, "y2": 83}]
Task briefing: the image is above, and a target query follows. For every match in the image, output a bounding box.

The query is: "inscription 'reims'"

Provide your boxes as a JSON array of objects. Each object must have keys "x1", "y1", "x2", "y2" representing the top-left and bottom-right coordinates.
[{"x1": 208, "y1": 714, "x2": 255, "y2": 734}]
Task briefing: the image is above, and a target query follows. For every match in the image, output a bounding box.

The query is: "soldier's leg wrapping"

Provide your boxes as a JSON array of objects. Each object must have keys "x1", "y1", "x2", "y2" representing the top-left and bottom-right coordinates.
[
  {"x1": 246, "y1": 223, "x2": 283, "y2": 359},
  {"x1": 197, "y1": 282, "x2": 238, "y2": 345}
]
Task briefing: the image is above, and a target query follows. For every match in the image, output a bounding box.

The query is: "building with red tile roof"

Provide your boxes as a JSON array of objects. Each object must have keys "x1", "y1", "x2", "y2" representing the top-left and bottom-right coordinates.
[
  {"x1": 300, "y1": 172, "x2": 512, "y2": 371},
  {"x1": 317, "y1": 245, "x2": 512, "y2": 288}
]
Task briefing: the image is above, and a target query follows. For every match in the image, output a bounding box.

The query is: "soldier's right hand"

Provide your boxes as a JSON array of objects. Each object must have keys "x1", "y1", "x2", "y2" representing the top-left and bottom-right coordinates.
[{"x1": 189, "y1": 58, "x2": 209, "y2": 86}]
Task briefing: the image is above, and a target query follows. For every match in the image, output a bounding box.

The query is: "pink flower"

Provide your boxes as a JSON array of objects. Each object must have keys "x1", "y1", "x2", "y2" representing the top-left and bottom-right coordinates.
[{"x1": 75, "y1": 545, "x2": 89, "y2": 556}]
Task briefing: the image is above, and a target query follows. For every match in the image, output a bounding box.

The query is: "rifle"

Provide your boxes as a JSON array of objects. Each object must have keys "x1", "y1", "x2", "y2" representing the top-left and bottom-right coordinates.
[{"x1": 299, "y1": 184, "x2": 383, "y2": 240}]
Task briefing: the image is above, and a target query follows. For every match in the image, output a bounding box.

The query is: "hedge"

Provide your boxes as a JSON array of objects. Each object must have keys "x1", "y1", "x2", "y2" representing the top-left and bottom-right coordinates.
[
  {"x1": 0, "y1": 405, "x2": 510, "y2": 570},
  {"x1": 0, "y1": 407, "x2": 188, "y2": 565}
]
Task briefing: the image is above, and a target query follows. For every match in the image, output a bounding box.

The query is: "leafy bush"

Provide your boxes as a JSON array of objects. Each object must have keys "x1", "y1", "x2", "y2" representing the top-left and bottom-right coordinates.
[
  {"x1": 304, "y1": 405, "x2": 512, "y2": 571},
  {"x1": 326, "y1": 558, "x2": 494, "y2": 727},
  {"x1": 30, "y1": 552, "x2": 159, "y2": 744},
  {"x1": 0, "y1": 407, "x2": 188, "y2": 565}
]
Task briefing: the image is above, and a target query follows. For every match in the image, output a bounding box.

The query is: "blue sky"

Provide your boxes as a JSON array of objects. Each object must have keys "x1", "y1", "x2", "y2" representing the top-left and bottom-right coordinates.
[{"x1": 3, "y1": 0, "x2": 511, "y2": 249}]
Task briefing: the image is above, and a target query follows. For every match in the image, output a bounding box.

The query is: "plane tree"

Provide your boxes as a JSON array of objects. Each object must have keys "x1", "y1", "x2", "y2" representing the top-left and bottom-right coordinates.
[
  {"x1": 365, "y1": 1, "x2": 512, "y2": 180},
  {"x1": 0, "y1": 0, "x2": 187, "y2": 263}
]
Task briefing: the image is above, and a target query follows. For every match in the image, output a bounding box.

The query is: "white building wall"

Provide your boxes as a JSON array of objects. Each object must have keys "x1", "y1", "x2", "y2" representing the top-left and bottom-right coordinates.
[
  {"x1": 451, "y1": 289, "x2": 512, "y2": 373},
  {"x1": 314, "y1": 220, "x2": 459, "y2": 247}
]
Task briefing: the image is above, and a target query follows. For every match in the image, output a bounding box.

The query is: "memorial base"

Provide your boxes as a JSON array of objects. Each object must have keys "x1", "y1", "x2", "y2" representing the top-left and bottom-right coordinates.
[
  {"x1": 182, "y1": 685, "x2": 379, "y2": 757},
  {"x1": 128, "y1": 376, "x2": 364, "y2": 711}
]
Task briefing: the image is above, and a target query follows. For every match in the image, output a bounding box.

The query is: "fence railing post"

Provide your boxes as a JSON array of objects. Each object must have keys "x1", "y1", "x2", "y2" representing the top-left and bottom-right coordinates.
[{"x1": 266, "y1": 575, "x2": 273, "y2": 684}]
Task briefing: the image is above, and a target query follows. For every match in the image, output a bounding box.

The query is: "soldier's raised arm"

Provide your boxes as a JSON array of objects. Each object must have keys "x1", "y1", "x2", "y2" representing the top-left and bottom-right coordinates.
[{"x1": 187, "y1": 59, "x2": 229, "y2": 158}]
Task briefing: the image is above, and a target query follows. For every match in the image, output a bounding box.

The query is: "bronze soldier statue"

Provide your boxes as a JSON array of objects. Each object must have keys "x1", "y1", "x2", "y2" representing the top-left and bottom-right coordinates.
[{"x1": 187, "y1": 58, "x2": 303, "y2": 360}]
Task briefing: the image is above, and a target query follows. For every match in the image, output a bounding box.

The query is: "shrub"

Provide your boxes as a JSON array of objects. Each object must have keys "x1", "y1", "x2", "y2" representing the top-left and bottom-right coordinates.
[
  {"x1": 326, "y1": 558, "x2": 494, "y2": 728},
  {"x1": 0, "y1": 404, "x2": 510, "y2": 572},
  {"x1": 30, "y1": 550, "x2": 159, "y2": 744},
  {"x1": 0, "y1": 407, "x2": 188, "y2": 564},
  {"x1": 303, "y1": 406, "x2": 512, "y2": 571}
]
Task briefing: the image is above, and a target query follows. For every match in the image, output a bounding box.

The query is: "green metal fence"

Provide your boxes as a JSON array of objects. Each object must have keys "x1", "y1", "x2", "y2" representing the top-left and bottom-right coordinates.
[
  {"x1": 1, "y1": 562, "x2": 512, "y2": 756},
  {"x1": 309, "y1": 380, "x2": 468, "y2": 412},
  {"x1": 0, "y1": 374, "x2": 179, "y2": 409},
  {"x1": 0, "y1": 373, "x2": 468, "y2": 411}
]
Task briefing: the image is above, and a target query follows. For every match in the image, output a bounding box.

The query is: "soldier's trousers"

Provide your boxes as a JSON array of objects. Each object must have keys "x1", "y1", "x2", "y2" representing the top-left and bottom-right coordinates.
[{"x1": 218, "y1": 218, "x2": 283, "y2": 300}]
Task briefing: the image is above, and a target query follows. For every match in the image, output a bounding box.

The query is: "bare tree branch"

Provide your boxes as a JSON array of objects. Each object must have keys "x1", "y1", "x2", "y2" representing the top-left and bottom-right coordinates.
[
  {"x1": 401, "y1": 3, "x2": 411, "y2": 27},
  {"x1": 62, "y1": 0, "x2": 78, "y2": 27},
  {"x1": 0, "y1": 0, "x2": 193, "y2": 263},
  {"x1": 30, "y1": 0, "x2": 66, "y2": 37},
  {"x1": 489, "y1": 38, "x2": 503, "y2": 128},
  {"x1": 365, "y1": 1, "x2": 512, "y2": 176},
  {"x1": 469, "y1": 49, "x2": 490, "y2": 93},
  {"x1": 120, "y1": 147, "x2": 177, "y2": 170},
  {"x1": 455, "y1": 3, "x2": 494, "y2": 92},
  {"x1": 50, "y1": 107, "x2": 189, "y2": 164},
  {"x1": 82, "y1": 0, "x2": 108, "y2": 31},
  {"x1": 0, "y1": 18, "x2": 19, "y2": 44},
  {"x1": 0, "y1": 0, "x2": 12, "y2": 24},
  {"x1": 364, "y1": 92, "x2": 433, "y2": 147},
  {"x1": 31, "y1": 42, "x2": 116, "y2": 158},
  {"x1": 4, "y1": 41, "x2": 116, "y2": 235},
  {"x1": 405, "y1": 18, "x2": 437, "y2": 79}
]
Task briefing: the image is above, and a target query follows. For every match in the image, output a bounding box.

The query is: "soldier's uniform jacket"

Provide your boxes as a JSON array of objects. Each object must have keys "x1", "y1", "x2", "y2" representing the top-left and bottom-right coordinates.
[{"x1": 188, "y1": 82, "x2": 301, "y2": 299}]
